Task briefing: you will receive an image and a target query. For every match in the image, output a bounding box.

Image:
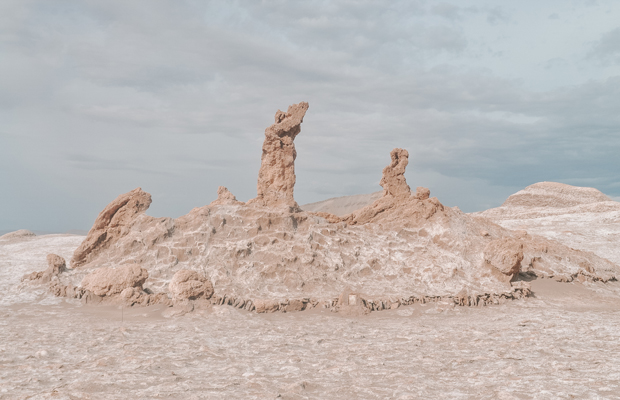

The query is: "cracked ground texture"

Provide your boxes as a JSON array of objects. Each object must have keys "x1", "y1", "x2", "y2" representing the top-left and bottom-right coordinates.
[{"x1": 2, "y1": 236, "x2": 620, "y2": 399}]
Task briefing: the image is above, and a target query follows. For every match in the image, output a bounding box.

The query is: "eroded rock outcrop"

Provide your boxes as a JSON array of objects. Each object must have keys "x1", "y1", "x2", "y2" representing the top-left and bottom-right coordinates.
[
  {"x1": 209, "y1": 186, "x2": 242, "y2": 206},
  {"x1": 1, "y1": 229, "x2": 36, "y2": 240},
  {"x1": 80, "y1": 263, "x2": 148, "y2": 297},
  {"x1": 22, "y1": 253, "x2": 67, "y2": 283},
  {"x1": 248, "y1": 101, "x2": 309, "y2": 209},
  {"x1": 477, "y1": 182, "x2": 620, "y2": 267},
  {"x1": 483, "y1": 238, "x2": 524, "y2": 282},
  {"x1": 380, "y1": 148, "x2": 411, "y2": 198},
  {"x1": 168, "y1": 269, "x2": 214, "y2": 300},
  {"x1": 502, "y1": 182, "x2": 611, "y2": 208},
  {"x1": 71, "y1": 188, "x2": 152, "y2": 268},
  {"x1": 42, "y1": 102, "x2": 620, "y2": 314},
  {"x1": 339, "y1": 148, "x2": 442, "y2": 226}
]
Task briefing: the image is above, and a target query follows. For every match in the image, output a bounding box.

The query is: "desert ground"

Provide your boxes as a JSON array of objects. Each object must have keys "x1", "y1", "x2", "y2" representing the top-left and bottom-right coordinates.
[{"x1": 2, "y1": 233, "x2": 620, "y2": 400}]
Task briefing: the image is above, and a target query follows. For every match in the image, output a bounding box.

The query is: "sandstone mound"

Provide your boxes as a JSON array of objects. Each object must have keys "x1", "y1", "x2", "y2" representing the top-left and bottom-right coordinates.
[
  {"x1": 0, "y1": 229, "x2": 36, "y2": 240},
  {"x1": 502, "y1": 182, "x2": 611, "y2": 209},
  {"x1": 35, "y1": 102, "x2": 620, "y2": 312},
  {"x1": 477, "y1": 182, "x2": 620, "y2": 266},
  {"x1": 301, "y1": 192, "x2": 382, "y2": 216}
]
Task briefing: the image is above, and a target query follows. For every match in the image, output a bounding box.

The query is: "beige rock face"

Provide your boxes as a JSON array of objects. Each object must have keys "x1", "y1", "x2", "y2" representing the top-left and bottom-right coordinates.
[
  {"x1": 71, "y1": 188, "x2": 152, "y2": 268},
  {"x1": 483, "y1": 238, "x2": 524, "y2": 282},
  {"x1": 80, "y1": 263, "x2": 148, "y2": 297},
  {"x1": 476, "y1": 182, "x2": 620, "y2": 267},
  {"x1": 380, "y1": 148, "x2": 411, "y2": 198},
  {"x1": 249, "y1": 102, "x2": 309, "y2": 209},
  {"x1": 501, "y1": 182, "x2": 611, "y2": 208},
  {"x1": 209, "y1": 186, "x2": 242, "y2": 206},
  {"x1": 0, "y1": 230, "x2": 36, "y2": 240},
  {"x1": 253, "y1": 299, "x2": 281, "y2": 314},
  {"x1": 415, "y1": 187, "x2": 431, "y2": 200},
  {"x1": 168, "y1": 269, "x2": 214, "y2": 300},
  {"x1": 60, "y1": 103, "x2": 620, "y2": 312},
  {"x1": 46, "y1": 254, "x2": 67, "y2": 275},
  {"x1": 338, "y1": 148, "x2": 441, "y2": 226},
  {"x1": 22, "y1": 253, "x2": 67, "y2": 283}
]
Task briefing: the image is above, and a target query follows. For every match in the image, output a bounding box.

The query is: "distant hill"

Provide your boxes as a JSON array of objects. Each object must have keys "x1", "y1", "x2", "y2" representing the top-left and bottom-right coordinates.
[{"x1": 300, "y1": 191, "x2": 382, "y2": 216}]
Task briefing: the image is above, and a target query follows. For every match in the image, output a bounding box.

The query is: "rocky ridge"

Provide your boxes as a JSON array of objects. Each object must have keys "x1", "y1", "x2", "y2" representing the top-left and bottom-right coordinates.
[
  {"x1": 301, "y1": 191, "x2": 383, "y2": 216},
  {"x1": 0, "y1": 229, "x2": 36, "y2": 240},
  {"x1": 477, "y1": 181, "x2": 620, "y2": 266},
  {"x1": 22, "y1": 103, "x2": 620, "y2": 313}
]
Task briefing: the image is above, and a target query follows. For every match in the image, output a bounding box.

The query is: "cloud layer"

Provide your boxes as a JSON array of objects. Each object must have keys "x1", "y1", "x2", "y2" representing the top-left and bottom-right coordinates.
[{"x1": 1, "y1": 0, "x2": 619, "y2": 232}]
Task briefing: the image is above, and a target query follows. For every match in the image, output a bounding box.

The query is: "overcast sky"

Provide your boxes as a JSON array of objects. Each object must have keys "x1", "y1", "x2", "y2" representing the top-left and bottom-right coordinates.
[{"x1": 1, "y1": 0, "x2": 620, "y2": 233}]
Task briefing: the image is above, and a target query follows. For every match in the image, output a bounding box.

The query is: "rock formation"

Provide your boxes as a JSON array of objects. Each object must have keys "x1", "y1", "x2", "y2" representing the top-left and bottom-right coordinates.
[
  {"x1": 337, "y1": 148, "x2": 442, "y2": 226},
  {"x1": 0, "y1": 229, "x2": 36, "y2": 240},
  {"x1": 483, "y1": 238, "x2": 524, "y2": 282},
  {"x1": 209, "y1": 186, "x2": 242, "y2": 206},
  {"x1": 71, "y1": 188, "x2": 152, "y2": 268},
  {"x1": 248, "y1": 101, "x2": 309, "y2": 209},
  {"x1": 169, "y1": 269, "x2": 214, "y2": 300},
  {"x1": 46, "y1": 253, "x2": 67, "y2": 274},
  {"x1": 22, "y1": 253, "x2": 67, "y2": 283},
  {"x1": 501, "y1": 182, "x2": 611, "y2": 209},
  {"x1": 80, "y1": 263, "x2": 149, "y2": 297},
  {"x1": 32, "y1": 102, "x2": 620, "y2": 313},
  {"x1": 476, "y1": 181, "x2": 620, "y2": 268},
  {"x1": 380, "y1": 148, "x2": 411, "y2": 198}
]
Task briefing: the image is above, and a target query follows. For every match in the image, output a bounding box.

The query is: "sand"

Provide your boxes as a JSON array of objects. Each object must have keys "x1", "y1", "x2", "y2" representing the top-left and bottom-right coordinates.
[{"x1": 2, "y1": 235, "x2": 620, "y2": 399}]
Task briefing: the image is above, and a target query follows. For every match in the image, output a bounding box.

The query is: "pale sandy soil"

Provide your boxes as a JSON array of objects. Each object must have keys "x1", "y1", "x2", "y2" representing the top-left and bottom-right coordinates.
[{"x1": 2, "y1": 236, "x2": 620, "y2": 399}]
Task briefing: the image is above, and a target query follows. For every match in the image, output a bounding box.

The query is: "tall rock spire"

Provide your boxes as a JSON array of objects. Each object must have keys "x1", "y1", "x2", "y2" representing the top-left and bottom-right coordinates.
[{"x1": 249, "y1": 101, "x2": 309, "y2": 208}]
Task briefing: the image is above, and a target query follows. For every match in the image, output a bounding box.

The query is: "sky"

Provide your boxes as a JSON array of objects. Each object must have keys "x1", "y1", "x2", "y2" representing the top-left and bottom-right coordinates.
[{"x1": 1, "y1": 0, "x2": 619, "y2": 233}]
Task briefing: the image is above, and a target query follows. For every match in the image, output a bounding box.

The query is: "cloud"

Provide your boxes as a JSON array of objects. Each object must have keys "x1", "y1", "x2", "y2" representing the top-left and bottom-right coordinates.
[
  {"x1": 589, "y1": 27, "x2": 620, "y2": 64},
  {"x1": 486, "y1": 6, "x2": 511, "y2": 25},
  {"x1": 1, "y1": 0, "x2": 619, "y2": 232},
  {"x1": 431, "y1": 3, "x2": 475, "y2": 22}
]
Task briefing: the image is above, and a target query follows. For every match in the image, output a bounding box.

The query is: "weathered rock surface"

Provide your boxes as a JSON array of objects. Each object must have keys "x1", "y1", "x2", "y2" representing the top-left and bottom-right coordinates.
[
  {"x1": 477, "y1": 182, "x2": 620, "y2": 266},
  {"x1": 22, "y1": 253, "x2": 67, "y2": 283},
  {"x1": 337, "y1": 148, "x2": 443, "y2": 226},
  {"x1": 80, "y1": 263, "x2": 149, "y2": 297},
  {"x1": 253, "y1": 299, "x2": 282, "y2": 314},
  {"x1": 0, "y1": 229, "x2": 36, "y2": 240},
  {"x1": 46, "y1": 253, "x2": 67, "y2": 275},
  {"x1": 169, "y1": 269, "x2": 214, "y2": 300},
  {"x1": 248, "y1": 101, "x2": 309, "y2": 209},
  {"x1": 380, "y1": 148, "x2": 411, "y2": 198},
  {"x1": 42, "y1": 103, "x2": 620, "y2": 312},
  {"x1": 209, "y1": 186, "x2": 242, "y2": 206},
  {"x1": 501, "y1": 182, "x2": 611, "y2": 208},
  {"x1": 71, "y1": 188, "x2": 152, "y2": 268},
  {"x1": 483, "y1": 238, "x2": 524, "y2": 282}
]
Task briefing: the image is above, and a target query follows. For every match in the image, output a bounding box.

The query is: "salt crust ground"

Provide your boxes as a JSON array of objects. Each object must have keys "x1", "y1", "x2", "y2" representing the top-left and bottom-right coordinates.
[{"x1": 2, "y1": 235, "x2": 620, "y2": 399}]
